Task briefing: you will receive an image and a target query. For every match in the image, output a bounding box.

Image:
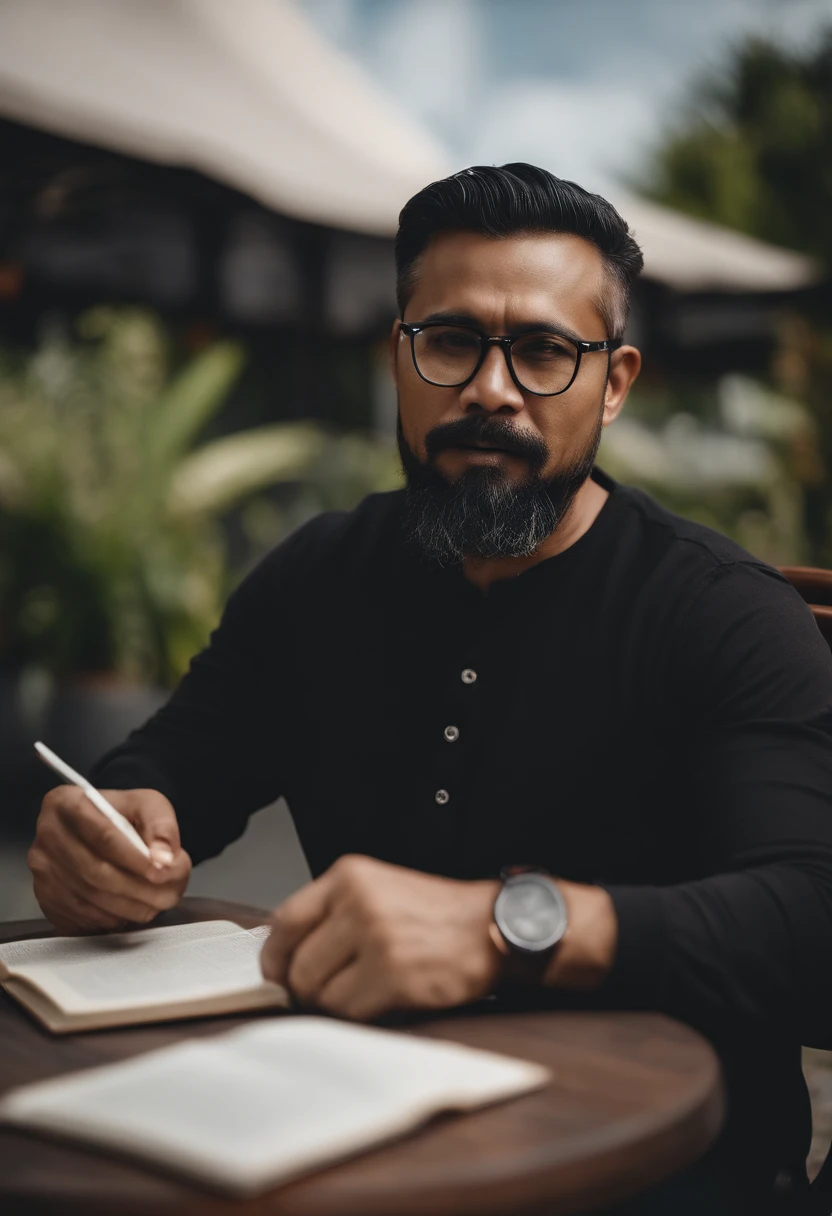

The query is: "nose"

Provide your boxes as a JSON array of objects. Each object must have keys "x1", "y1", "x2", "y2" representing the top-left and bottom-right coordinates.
[{"x1": 458, "y1": 342, "x2": 525, "y2": 415}]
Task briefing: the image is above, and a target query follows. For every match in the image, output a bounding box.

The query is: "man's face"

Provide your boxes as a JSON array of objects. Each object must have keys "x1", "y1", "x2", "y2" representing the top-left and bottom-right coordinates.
[{"x1": 392, "y1": 230, "x2": 635, "y2": 563}]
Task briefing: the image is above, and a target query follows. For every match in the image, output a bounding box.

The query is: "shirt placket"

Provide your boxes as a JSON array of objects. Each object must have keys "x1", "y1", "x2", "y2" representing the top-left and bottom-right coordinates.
[{"x1": 424, "y1": 627, "x2": 489, "y2": 875}]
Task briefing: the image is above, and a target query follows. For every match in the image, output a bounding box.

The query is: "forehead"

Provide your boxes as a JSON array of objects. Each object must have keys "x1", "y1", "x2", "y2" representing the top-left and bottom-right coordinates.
[{"x1": 405, "y1": 230, "x2": 609, "y2": 334}]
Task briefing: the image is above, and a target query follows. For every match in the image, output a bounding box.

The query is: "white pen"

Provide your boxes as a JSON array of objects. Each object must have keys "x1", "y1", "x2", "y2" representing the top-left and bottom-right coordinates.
[{"x1": 34, "y1": 741, "x2": 152, "y2": 861}]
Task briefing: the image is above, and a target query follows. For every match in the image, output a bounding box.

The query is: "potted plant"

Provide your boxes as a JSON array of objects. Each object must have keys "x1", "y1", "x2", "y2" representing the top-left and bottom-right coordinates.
[{"x1": 0, "y1": 308, "x2": 400, "y2": 812}]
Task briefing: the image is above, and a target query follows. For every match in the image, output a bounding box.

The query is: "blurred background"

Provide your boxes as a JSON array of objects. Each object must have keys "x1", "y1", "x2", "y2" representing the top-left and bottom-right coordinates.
[
  {"x1": 4, "y1": 0, "x2": 832, "y2": 1170},
  {"x1": 1, "y1": 0, "x2": 831, "y2": 930}
]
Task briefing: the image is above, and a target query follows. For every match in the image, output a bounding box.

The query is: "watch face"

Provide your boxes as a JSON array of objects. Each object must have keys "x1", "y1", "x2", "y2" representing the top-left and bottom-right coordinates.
[{"x1": 495, "y1": 875, "x2": 568, "y2": 954}]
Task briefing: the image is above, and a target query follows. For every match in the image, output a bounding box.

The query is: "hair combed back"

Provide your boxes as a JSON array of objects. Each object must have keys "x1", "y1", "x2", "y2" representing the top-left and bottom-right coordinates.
[{"x1": 395, "y1": 163, "x2": 644, "y2": 339}]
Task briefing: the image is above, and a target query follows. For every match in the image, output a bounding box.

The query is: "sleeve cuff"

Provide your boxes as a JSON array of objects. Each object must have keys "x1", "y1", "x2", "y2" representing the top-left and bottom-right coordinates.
[{"x1": 598, "y1": 884, "x2": 668, "y2": 1008}]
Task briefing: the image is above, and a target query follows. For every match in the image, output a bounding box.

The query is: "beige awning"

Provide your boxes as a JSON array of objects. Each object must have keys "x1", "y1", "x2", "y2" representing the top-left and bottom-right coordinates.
[
  {"x1": 618, "y1": 194, "x2": 819, "y2": 293},
  {"x1": 0, "y1": 0, "x2": 450, "y2": 237},
  {"x1": 0, "y1": 0, "x2": 819, "y2": 291}
]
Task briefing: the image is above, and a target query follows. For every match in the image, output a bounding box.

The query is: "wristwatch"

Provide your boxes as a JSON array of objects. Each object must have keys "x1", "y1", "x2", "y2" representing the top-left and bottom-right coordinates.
[{"x1": 490, "y1": 866, "x2": 568, "y2": 987}]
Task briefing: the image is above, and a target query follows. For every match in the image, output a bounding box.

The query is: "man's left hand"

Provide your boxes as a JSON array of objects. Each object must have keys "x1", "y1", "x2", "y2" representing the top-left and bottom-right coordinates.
[{"x1": 260, "y1": 855, "x2": 501, "y2": 1020}]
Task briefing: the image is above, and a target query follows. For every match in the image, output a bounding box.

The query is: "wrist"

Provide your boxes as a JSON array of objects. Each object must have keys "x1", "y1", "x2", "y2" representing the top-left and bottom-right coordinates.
[
  {"x1": 543, "y1": 880, "x2": 618, "y2": 990},
  {"x1": 464, "y1": 879, "x2": 504, "y2": 997}
]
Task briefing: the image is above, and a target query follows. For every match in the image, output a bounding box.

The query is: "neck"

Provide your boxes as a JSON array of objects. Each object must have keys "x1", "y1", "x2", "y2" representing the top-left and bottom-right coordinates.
[{"x1": 461, "y1": 475, "x2": 609, "y2": 592}]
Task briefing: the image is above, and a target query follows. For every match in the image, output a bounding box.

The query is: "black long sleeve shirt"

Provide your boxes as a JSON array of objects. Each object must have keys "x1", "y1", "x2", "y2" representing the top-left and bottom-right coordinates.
[{"x1": 93, "y1": 469, "x2": 832, "y2": 1196}]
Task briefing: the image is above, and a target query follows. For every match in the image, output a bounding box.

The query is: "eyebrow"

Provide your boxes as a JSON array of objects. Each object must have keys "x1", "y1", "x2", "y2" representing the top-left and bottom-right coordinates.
[{"x1": 416, "y1": 310, "x2": 586, "y2": 345}]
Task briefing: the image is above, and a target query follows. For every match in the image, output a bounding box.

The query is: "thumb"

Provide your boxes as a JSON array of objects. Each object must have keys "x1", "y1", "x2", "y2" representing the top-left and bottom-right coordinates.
[
  {"x1": 104, "y1": 788, "x2": 181, "y2": 871},
  {"x1": 149, "y1": 841, "x2": 176, "y2": 870}
]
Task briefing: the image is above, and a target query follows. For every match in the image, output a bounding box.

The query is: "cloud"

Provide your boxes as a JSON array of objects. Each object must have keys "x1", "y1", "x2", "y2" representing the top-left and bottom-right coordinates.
[
  {"x1": 298, "y1": 0, "x2": 832, "y2": 186},
  {"x1": 465, "y1": 79, "x2": 656, "y2": 192},
  {"x1": 362, "y1": 0, "x2": 483, "y2": 150}
]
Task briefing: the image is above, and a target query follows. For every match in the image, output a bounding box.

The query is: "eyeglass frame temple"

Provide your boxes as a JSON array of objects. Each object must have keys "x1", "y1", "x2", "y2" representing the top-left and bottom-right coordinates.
[{"x1": 398, "y1": 322, "x2": 622, "y2": 398}]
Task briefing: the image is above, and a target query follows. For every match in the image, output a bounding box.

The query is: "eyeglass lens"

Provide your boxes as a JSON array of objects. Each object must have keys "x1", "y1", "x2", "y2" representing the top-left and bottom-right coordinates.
[{"x1": 413, "y1": 326, "x2": 578, "y2": 395}]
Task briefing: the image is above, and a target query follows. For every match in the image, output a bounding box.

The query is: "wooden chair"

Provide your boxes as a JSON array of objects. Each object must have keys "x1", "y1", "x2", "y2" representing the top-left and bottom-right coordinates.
[
  {"x1": 780, "y1": 567, "x2": 832, "y2": 649},
  {"x1": 779, "y1": 568, "x2": 832, "y2": 1210}
]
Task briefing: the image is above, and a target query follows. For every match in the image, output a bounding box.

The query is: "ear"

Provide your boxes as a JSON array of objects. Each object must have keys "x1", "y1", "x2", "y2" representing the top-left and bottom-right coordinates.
[
  {"x1": 389, "y1": 320, "x2": 403, "y2": 389},
  {"x1": 602, "y1": 345, "x2": 641, "y2": 427}
]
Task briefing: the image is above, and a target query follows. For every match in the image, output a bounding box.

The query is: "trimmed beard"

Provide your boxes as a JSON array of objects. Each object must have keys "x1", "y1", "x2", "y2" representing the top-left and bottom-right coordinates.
[{"x1": 398, "y1": 409, "x2": 604, "y2": 566}]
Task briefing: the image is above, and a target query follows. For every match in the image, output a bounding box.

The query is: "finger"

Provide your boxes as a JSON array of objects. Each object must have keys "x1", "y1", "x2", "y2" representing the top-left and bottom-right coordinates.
[
  {"x1": 316, "y1": 960, "x2": 389, "y2": 1022},
  {"x1": 117, "y1": 789, "x2": 182, "y2": 872},
  {"x1": 261, "y1": 875, "x2": 334, "y2": 985},
  {"x1": 33, "y1": 879, "x2": 128, "y2": 934},
  {"x1": 29, "y1": 842, "x2": 151, "y2": 926},
  {"x1": 38, "y1": 814, "x2": 180, "y2": 915},
  {"x1": 54, "y1": 788, "x2": 159, "y2": 880},
  {"x1": 45, "y1": 853, "x2": 171, "y2": 926},
  {"x1": 286, "y1": 916, "x2": 357, "y2": 1005},
  {"x1": 153, "y1": 847, "x2": 192, "y2": 896}
]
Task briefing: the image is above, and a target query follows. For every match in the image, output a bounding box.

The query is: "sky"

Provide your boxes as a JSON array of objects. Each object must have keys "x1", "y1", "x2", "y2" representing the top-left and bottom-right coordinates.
[{"x1": 299, "y1": 0, "x2": 832, "y2": 194}]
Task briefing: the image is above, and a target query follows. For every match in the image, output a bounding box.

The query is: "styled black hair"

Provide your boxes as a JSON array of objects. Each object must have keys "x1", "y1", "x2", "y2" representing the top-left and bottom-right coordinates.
[{"x1": 395, "y1": 163, "x2": 643, "y2": 339}]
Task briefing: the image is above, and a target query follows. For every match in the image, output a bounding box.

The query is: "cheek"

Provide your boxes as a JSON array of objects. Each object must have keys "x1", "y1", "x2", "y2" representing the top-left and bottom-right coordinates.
[
  {"x1": 398, "y1": 377, "x2": 454, "y2": 456},
  {"x1": 533, "y1": 388, "x2": 604, "y2": 469}
]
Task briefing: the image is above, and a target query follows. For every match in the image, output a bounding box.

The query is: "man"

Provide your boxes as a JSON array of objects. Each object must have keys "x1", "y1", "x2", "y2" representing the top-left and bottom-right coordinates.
[{"x1": 28, "y1": 164, "x2": 832, "y2": 1213}]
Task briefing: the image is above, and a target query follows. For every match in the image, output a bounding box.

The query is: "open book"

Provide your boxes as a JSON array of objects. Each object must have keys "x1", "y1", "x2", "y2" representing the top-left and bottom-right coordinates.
[
  {"x1": 0, "y1": 1016, "x2": 550, "y2": 1195},
  {"x1": 0, "y1": 920, "x2": 287, "y2": 1033}
]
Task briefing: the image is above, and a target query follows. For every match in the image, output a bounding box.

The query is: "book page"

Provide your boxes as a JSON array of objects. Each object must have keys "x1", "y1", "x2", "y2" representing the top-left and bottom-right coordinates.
[
  {"x1": 0, "y1": 1018, "x2": 550, "y2": 1195},
  {"x1": 0, "y1": 920, "x2": 242, "y2": 969},
  {"x1": 0, "y1": 921, "x2": 278, "y2": 1014}
]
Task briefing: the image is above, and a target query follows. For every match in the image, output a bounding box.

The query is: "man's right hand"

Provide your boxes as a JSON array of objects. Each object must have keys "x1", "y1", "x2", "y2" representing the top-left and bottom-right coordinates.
[{"x1": 28, "y1": 787, "x2": 192, "y2": 934}]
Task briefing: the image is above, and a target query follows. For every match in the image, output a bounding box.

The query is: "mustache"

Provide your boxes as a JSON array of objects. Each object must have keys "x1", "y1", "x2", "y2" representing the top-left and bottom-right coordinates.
[{"x1": 424, "y1": 415, "x2": 549, "y2": 469}]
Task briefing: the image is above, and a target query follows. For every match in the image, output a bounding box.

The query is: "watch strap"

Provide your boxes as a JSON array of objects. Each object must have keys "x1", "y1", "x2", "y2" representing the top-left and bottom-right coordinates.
[{"x1": 489, "y1": 921, "x2": 553, "y2": 988}]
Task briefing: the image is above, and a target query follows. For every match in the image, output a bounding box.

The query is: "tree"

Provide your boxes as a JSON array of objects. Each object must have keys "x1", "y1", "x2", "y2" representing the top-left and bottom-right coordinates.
[
  {"x1": 644, "y1": 31, "x2": 832, "y2": 263},
  {"x1": 641, "y1": 29, "x2": 832, "y2": 564}
]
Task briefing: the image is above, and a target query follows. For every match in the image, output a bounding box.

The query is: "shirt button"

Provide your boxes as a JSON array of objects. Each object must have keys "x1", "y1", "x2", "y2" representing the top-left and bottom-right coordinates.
[
  {"x1": 461, "y1": 668, "x2": 477, "y2": 684},
  {"x1": 443, "y1": 725, "x2": 460, "y2": 742},
  {"x1": 434, "y1": 789, "x2": 450, "y2": 805}
]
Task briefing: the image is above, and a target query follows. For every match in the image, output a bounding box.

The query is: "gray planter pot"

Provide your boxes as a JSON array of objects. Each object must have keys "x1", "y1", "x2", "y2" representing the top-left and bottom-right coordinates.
[
  {"x1": 44, "y1": 679, "x2": 167, "y2": 776},
  {"x1": 0, "y1": 674, "x2": 167, "y2": 838}
]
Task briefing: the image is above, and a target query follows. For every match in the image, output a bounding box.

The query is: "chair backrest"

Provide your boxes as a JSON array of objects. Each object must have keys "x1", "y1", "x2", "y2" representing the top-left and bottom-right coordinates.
[
  {"x1": 779, "y1": 566, "x2": 832, "y2": 1201},
  {"x1": 779, "y1": 566, "x2": 832, "y2": 651}
]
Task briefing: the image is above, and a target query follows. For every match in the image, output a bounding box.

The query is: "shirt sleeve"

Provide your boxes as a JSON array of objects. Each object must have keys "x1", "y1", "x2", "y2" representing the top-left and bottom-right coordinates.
[
  {"x1": 90, "y1": 529, "x2": 310, "y2": 866},
  {"x1": 599, "y1": 561, "x2": 832, "y2": 1044}
]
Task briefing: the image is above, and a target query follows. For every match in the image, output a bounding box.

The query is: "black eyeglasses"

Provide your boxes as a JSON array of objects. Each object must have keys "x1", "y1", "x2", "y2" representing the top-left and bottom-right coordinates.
[{"x1": 399, "y1": 321, "x2": 621, "y2": 397}]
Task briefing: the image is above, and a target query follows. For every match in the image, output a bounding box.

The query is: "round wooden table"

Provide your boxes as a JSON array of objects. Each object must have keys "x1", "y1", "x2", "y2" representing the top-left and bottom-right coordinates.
[{"x1": 0, "y1": 897, "x2": 723, "y2": 1215}]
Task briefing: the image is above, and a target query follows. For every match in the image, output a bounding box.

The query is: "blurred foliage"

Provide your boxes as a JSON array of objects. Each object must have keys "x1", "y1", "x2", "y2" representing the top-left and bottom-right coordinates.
[
  {"x1": 600, "y1": 373, "x2": 813, "y2": 566},
  {"x1": 0, "y1": 309, "x2": 401, "y2": 685},
  {"x1": 642, "y1": 31, "x2": 832, "y2": 261},
  {"x1": 636, "y1": 27, "x2": 832, "y2": 564}
]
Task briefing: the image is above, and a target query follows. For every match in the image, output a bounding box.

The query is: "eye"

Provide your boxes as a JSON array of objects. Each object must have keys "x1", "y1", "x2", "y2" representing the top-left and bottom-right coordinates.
[
  {"x1": 514, "y1": 335, "x2": 573, "y2": 362},
  {"x1": 425, "y1": 327, "x2": 480, "y2": 353}
]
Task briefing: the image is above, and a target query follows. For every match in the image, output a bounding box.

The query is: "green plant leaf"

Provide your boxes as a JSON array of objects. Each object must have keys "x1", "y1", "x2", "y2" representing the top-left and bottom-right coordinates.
[
  {"x1": 168, "y1": 423, "x2": 325, "y2": 517},
  {"x1": 148, "y1": 342, "x2": 246, "y2": 470},
  {"x1": 0, "y1": 310, "x2": 400, "y2": 682}
]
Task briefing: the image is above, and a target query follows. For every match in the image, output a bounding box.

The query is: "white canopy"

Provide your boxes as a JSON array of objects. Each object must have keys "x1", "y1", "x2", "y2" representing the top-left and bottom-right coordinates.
[
  {"x1": 0, "y1": 0, "x2": 819, "y2": 291},
  {"x1": 0, "y1": 0, "x2": 449, "y2": 237},
  {"x1": 617, "y1": 194, "x2": 818, "y2": 293}
]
